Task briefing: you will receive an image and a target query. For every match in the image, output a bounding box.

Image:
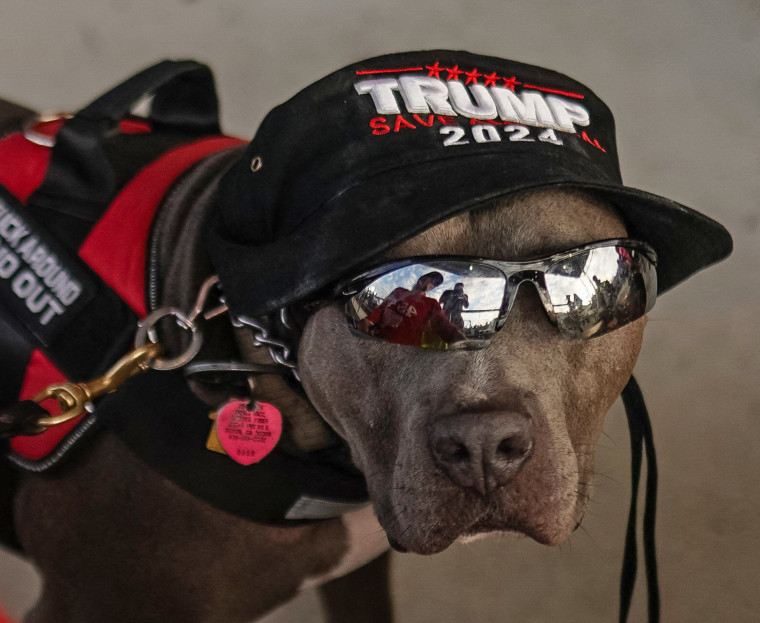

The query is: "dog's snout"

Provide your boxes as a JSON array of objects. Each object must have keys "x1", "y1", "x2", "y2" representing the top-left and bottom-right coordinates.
[{"x1": 430, "y1": 411, "x2": 533, "y2": 496}]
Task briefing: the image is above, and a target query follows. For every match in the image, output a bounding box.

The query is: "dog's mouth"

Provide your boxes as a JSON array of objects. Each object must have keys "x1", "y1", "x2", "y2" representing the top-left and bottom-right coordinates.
[
  {"x1": 361, "y1": 406, "x2": 585, "y2": 555},
  {"x1": 368, "y1": 453, "x2": 583, "y2": 555},
  {"x1": 376, "y1": 493, "x2": 580, "y2": 555}
]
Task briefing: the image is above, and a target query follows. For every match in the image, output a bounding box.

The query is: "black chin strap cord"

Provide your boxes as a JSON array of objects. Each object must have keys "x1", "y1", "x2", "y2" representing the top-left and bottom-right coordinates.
[{"x1": 619, "y1": 375, "x2": 660, "y2": 622}]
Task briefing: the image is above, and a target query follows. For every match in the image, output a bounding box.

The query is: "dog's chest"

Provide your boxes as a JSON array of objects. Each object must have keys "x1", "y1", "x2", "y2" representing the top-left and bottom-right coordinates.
[{"x1": 299, "y1": 505, "x2": 389, "y2": 590}]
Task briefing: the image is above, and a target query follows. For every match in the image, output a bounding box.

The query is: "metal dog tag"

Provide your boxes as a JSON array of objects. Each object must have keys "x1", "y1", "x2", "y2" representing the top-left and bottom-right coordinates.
[{"x1": 214, "y1": 399, "x2": 282, "y2": 465}]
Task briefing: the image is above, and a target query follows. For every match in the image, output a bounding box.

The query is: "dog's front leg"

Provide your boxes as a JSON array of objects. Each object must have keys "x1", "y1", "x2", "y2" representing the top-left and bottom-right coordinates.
[
  {"x1": 14, "y1": 433, "x2": 357, "y2": 623},
  {"x1": 317, "y1": 550, "x2": 393, "y2": 623}
]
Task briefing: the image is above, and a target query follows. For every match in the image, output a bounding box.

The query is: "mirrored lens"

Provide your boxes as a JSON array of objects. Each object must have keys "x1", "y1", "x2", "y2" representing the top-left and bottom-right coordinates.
[
  {"x1": 546, "y1": 245, "x2": 656, "y2": 339},
  {"x1": 345, "y1": 261, "x2": 506, "y2": 349}
]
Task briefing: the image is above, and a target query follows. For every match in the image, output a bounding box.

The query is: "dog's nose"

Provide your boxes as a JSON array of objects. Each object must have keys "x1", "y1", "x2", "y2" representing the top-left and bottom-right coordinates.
[{"x1": 429, "y1": 411, "x2": 533, "y2": 496}]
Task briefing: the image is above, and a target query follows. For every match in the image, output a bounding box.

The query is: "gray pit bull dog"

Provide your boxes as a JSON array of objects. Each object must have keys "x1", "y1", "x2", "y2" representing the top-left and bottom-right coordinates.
[
  {"x1": 16, "y1": 190, "x2": 638, "y2": 623},
  {"x1": 301, "y1": 190, "x2": 639, "y2": 555},
  {"x1": 1, "y1": 51, "x2": 731, "y2": 622}
]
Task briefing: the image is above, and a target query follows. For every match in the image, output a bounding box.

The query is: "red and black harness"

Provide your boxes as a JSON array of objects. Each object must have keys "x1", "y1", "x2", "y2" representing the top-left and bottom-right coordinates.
[{"x1": 0, "y1": 61, "x2": 369, "y2": 554}]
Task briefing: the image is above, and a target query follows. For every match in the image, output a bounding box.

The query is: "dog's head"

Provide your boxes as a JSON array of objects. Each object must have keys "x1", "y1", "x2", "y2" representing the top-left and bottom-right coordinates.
[
  {"x1": 298, "y1": 188, "x2": 644, "y2": 553},
  {"x1": 208, "y1": 50, "x2": 732, "y2": 552}
]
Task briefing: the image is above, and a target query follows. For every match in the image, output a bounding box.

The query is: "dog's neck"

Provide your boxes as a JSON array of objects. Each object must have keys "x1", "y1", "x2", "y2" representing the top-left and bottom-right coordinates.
[{"x1": 151, "y1": 148, "x2": 337, "y2": 452}]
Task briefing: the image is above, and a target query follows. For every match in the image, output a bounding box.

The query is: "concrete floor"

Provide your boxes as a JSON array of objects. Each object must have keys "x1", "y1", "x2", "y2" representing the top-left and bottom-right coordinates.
[{"x1": 0, "y1": 1, "x2": 758, "y2": 621}]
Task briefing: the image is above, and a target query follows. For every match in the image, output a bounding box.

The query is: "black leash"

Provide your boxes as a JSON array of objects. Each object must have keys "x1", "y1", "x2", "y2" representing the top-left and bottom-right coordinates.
[{"x1": 619, "y1": 375, "x2": 660, "y2": 622}]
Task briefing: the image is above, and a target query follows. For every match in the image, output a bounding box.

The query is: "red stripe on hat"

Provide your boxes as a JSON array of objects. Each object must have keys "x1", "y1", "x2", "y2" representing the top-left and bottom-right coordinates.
[
  {"x1": 355, "y1": 67, "x2": 424, "y2": 75},
  {"x1": 522, "y1": 84, "x2": 585, "y2": 99},
  {"x1": 78, "y1": 136, "x2": 244, "y2": 316}
]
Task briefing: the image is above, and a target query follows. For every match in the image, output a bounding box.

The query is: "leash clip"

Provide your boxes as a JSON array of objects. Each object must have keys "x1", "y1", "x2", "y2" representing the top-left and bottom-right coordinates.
[
  {"x1": 32, "y1": 343, "x2": 161, "y2": 428},
  {"x1": 136, "y1": 275, "x2": 227, "y2": 370}
]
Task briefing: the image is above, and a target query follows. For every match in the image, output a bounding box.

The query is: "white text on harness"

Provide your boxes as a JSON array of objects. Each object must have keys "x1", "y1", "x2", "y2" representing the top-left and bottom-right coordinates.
[{"x1": 0, "y1": 199, "x2": 82, "y2": 326}]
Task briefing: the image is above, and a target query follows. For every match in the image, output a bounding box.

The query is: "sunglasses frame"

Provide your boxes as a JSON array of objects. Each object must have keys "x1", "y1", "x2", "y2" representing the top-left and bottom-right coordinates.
[{"x1": 335, "y1": 238, "x2": 658, "y2": 341}]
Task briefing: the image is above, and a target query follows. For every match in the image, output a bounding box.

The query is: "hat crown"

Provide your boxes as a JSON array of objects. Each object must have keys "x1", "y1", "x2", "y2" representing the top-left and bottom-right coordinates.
[{"x1": 219, "y1": 50, "x2": 621, "y2": 246}]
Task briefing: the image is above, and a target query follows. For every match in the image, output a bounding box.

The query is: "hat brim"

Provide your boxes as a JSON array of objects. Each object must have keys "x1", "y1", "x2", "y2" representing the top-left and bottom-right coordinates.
[{"x1": 211, "y1": 149, "x2": 732, "y2": 317}]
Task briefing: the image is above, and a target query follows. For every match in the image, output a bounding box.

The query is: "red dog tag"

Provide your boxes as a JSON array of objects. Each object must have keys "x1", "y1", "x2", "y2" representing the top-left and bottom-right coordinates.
[{"x1": 215, "y1": 399, "x2": 282, "y2": 465}]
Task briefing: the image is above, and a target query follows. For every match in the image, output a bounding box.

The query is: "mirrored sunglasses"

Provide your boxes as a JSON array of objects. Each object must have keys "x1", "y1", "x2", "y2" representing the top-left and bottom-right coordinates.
[{"x1": 335, "y1": 239, "x2": 657, "y2": 350}]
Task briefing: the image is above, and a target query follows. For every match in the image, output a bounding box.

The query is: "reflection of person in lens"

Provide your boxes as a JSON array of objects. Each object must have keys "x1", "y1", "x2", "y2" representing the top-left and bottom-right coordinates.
[
  {"x1": 439, "y1": 282, "x2": 469, "y2": 330},
  {"x1": 358, "y1": 272, "x2": 465, "y2": 348}
]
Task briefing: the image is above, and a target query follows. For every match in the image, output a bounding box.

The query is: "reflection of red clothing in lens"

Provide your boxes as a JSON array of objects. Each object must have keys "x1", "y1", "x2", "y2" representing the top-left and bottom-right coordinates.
[{"x1": 367, "y1": 287, "x2": 463, "y2": 347}]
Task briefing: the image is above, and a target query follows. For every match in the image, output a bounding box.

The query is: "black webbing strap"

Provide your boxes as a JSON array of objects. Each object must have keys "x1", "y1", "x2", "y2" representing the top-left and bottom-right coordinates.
[
  {"x1": 80, "y1": 60, "x2": 219, "y2": 133},
  {"x1": 0, "y1": 400, "x2": 46, "y2": 438},
  {"x1": 0, "y1": 185, "x2": 136, "y2": 383},
  {"x1": 619, "y1": 375, "x2": 660, "y2": 622},
  {"x1": 0, "y1": 310, "x2": 34, "y2": 406},
  {"x1": 30, "y1": 60, "x2": 220, "y2": 218}
]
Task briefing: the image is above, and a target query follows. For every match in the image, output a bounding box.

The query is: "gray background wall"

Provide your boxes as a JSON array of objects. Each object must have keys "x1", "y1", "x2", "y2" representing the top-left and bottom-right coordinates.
[{"x1": 0, "y1": 1, "x2": 758, "y2": 621}]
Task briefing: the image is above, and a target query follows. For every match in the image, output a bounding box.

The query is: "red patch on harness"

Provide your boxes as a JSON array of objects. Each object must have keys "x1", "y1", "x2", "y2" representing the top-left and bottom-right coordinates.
[
  {"x1": 78, "y1": 135, "x2": 244, "y2": 316},
  {"x1": 216, "y1": 400, "x2": 282, "y2": 465}
]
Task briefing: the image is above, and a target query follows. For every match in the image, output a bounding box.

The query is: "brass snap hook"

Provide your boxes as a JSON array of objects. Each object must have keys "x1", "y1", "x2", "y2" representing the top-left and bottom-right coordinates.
[{"x1": 33, "y1": 343, "x2": 161, "y2": 428}]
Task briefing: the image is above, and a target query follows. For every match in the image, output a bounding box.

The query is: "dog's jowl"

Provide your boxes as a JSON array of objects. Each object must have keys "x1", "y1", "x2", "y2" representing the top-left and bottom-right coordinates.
[{"x1": 0, "y1": 51, "x2": 732, "y2": 622}]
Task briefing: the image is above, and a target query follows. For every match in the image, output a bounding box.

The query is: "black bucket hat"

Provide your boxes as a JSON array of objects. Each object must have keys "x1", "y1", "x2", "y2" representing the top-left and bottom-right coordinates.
[{"x1": 207, "y1": 50, "x2": 732, "y2": 318}]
